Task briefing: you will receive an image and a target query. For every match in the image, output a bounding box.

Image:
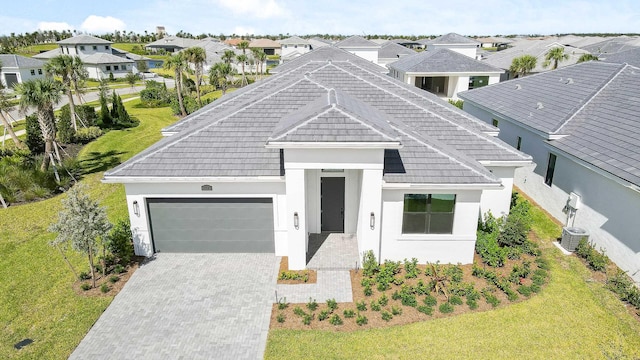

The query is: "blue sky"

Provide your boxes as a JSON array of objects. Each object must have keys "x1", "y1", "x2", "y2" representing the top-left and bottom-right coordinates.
[{"x1": 1, "y1": 0, "x2": 639, "y2": 37}]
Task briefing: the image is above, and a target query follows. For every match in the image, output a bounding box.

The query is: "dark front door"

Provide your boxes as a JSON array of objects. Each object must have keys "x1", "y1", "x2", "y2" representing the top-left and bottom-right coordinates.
[{"x1": 321, "y1": 177, "x2": 345, "y2": 232}]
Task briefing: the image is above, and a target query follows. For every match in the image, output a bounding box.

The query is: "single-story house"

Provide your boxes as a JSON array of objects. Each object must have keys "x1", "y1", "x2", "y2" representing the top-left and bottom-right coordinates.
[
  {"x1": 103, "y1": 46, "x2": 530, "y2": 270},
  {"x1": 335, "y1": 36, "x2": 381, "y2": 65},
  {"x1": 459, "y1": 61, "x2": 640, "y2": 282},
  {"x1": 0, "y1": 54, "x2": 46, "y2": 89},
  {"x1": 280, "y1": 36, "x2": 312, "y2": 62},
  {"x1": 248, "y1": 38, "x2": 282, "y2": 56},
  {"x1": 425, "y1": 33, "x2": 481, "y2": 59},
  {"x1": 145, "y1": 36, "x2": 201, "y2": 53},
  {"x1": 387, "y1": 48, "x2": 503, "y2": 99},
  {"x1": 378, "y1": 41, "x2": 416, "y2": 67}
]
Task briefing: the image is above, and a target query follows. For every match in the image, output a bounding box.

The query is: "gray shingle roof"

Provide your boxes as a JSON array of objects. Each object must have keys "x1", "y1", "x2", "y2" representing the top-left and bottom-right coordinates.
[
  {"x1": 82, "y1": 53, "x2": 134, "y2": 65},
  {"x1": 581, "y1": 37, "x2": 640, "y2": 55},
  {"x1": 0, "y1": 54, "x2": 46, "y2": 68},
  {"x1": 146, "y1": 36, "x2": 201, "y2": 49},
  {"x1": 460, "y1": 61, "x2": 640, "y2": 187},
  {"x1": 58, "y1": 35, "x2": 112, "y2": 45},
  {"x1": 378, "y1": 42, "x2": 416, "y2": 60},
  {"x1": 271, "y1": 46, "x2": 386, "y2": 74},
  {"x1": 279, "y1": 36, "x2": 310, "y2": 45},
  {"x1": 427, "y1": 33, "x2": 480, "y2": 45},
  {"x1": 388, "y1": 48, "x2": 503, "y2": 73},
  {"x1": 105, "y1": 47, "x2": 529, "y2": 184},
  {"x1": 482, "y1": 39, "x2": 591, "y2": 72},
  {"x1": 600, "y1": 47, "x2": 640, "y2": 68},
  {"x1": 335, "y1": 36, "x2": 380, "y2": 48},
  {"x1": 32, "y1": 48, "x2": 62, "y2": 59}
]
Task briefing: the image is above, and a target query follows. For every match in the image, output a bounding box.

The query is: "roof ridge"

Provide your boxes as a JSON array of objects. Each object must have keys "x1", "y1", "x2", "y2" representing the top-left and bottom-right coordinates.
[
  {"x1": 329, "y1": 62, "x2": 529, "y2": 160},
  {"x1": 108, "y1": 77, "x2": 324, "y2": 176},
  {"x1": 269, "y1": 105, "x2": 333, "y2": 141},
  {"x1": 552, "y1": 62, "x2": 627, "y2": 134}
]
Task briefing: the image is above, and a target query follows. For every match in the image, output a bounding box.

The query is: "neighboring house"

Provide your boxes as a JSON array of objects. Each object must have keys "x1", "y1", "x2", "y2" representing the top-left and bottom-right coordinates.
[
  {"x1": 111, "y1": 48, "x2": 162, "y2": 69},
  {"x1": 387, "y1": 38, "x2": 425, "y2": 50},
  {"x1": 0, "y1": 54, "x2": 46, "y2": 89},
  {"x1": 599, "y1": 47, "x2": 640, "y2": 68},
  {"x1": 377, "y1": 42, "x2": 416, "y2": 67},
  {"x1": 33, "y1": 35, "x2": 137, "y2": 79},
  {"x1": 307, "y1": 37, "x2": 332, "y2": 49},
  {"x1": 482, "y1": 38, "x2": 592, "y2": 80},
  {"x1": 145, "y1": 36, "x2": 200, "y2": 53},
  {"x1": 184, "y1": 39, "x2": 242, "y2": 74},
  {"x1": 249, "y1": 38, "x2": 282, "y2": 56},
  {"x1": 103, "y1": 47, "x2": 530, "y2": 270},
  {"x1": 335, "y1": 35, "x2": 381, "y2": 64},
  {"x1": 280, "y1": 36, "x2": 312, "y2": 62},
  {"x1": 476, "y1": 37, "x2": 512, "y2": 50},
  {"x1": 425, "y1": 33, "x2": 481, "y2": 59},
  {"x1": 387, "y1": 48, "x2": 503, "y2": 99},
  {"x1": 459, "y1": 61, "x2": 640, "y2": 282},
  {"x1": 580, "y1": 36, "x2": 640, "y2": 56}
]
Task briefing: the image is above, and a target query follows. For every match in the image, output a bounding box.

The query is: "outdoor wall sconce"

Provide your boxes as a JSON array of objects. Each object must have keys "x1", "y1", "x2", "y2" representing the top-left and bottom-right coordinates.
[
  {"x1": 133, "y1": 200, "x2": 140, "y2": 217},
  {"x1": 370, "y1": 212, "x2": 375, "y2": 230},
  {"x1": 294, "y1": 212, "x2": 299, "y2": 229}
]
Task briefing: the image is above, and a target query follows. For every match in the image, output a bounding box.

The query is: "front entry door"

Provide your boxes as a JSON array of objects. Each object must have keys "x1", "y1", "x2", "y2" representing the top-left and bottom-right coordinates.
[{"x1": 321, "y1": 177, "x2": 345, "y2": 232}]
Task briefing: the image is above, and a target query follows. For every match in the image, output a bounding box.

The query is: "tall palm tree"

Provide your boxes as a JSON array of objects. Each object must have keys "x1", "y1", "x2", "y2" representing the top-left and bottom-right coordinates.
[
  {"x1": 183, "y1": 47, "x2": 207, "y2": 107},
  {"x1": 509, "y1": 54, "x2": 537, "y2": 78},
  {"x1": 164, "y1": 53, "x2": 187, "y2": 116},
  {"x1": 236, "y1": 54, "x2": 248, "y2": 87},
  {"x1": 221, "y1": 49, "x2": 235, "y2": 64},
  {"x1": 70, "y1": 56, "x2": 88, "y2": 106},
  {"x1": 543, "y1": 47, "x2": 570, "y2": 70},
  {"x1": 252, "y1": 49, "x2": 267, "y2": 80},
  {"x1": 45, "y1": 55, "x2": 85, "y2": 131},
  {"x1": 209, "y1": 62, "x2": 235, "y2": 95},
  {"x1": 15, "y1": 78, "x2": 62, "y2": 171},
  {"x1": 0, "y1": 60, "x2": 25, "y2": 148}
]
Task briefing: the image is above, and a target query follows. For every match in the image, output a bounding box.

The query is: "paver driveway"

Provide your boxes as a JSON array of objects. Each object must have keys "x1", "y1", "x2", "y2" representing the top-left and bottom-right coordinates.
[{"x1": 69, "y1": 253, "x2": 279, "y2": 360}]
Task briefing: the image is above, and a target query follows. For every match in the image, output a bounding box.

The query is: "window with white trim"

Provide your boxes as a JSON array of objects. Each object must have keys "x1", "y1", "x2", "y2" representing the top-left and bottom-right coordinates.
[{"x1": 402, "y1": 194, "x2": 456, "y2": 234}]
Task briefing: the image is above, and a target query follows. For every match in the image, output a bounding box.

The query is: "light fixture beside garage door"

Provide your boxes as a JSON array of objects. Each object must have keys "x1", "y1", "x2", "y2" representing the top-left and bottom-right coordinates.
[{"x1": 133, "y1": 200, "x2": 140, "y2": 216}]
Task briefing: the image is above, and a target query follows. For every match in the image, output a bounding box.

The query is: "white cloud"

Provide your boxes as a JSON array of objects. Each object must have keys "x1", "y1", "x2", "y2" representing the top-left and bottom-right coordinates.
[
  {"x1": 80, "y1": 15, "x2": 126, "y2": 34},
  {"x1": 217, "y1": 0, "x2": 288, "y2": 19},
  {"x1": 37, "y1": 21, "x2": 73, "y2": 32}
]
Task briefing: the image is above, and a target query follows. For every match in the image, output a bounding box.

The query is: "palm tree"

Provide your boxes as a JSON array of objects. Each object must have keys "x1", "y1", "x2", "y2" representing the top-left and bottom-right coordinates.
[
  {"x1": 209, "y1": 62, "x2": 235, "y2": 95},
  {"x1": 0, "y1": 61, "x2": 25, "y2": 149},
  {"x1": 221, "y1": 49, "x2": 236, "y2": 64},
  {"x1": 45, "y1": 55, "x2": 86, "y2": 131},
  {"x1": 543, "y1": 47, "x2": 570, "y2": 70},
  {"x1": 252, "y1": 49, "x2": 267, "y2": 80},
  {"x1": 164, "y1": 53, "x2": 188, "y2": 116},
  {"x1": 70, "y1": 56, "x2": 88, "y2": 105},
  {"x1": 236, "y1": 54, "x2": 249, "y2": 87},
  {"x1": 577, "y1": 54, "x2": 599, "y2": 63},
  {"x1": 509, "y1": 54, "x2": 537, "y2": 78},
  {"x1": 183, "y1": 47, "x2": 207, "y2": 107},
  {"x1": 15, "y1": 78, "x2": 62, "y2": 171}
]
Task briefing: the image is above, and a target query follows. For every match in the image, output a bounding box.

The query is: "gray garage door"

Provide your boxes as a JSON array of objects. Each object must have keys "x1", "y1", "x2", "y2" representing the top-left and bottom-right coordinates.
[{"x1": 147, "y1": 198, "x2": 275, "y2": 253}]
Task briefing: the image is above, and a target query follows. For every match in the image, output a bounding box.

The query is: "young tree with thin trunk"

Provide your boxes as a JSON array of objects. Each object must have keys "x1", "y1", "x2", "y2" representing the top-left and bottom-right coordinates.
[
  {"x1": 543, "y1": 47, "x2": 570, "y2": 70},
  {"x1": 184, "y1": 47, "x2": 206, "y2": 107},
  {"x1": 15, "y1": 78, "x2": 62, "y2": 171},
  {"x1": 49, "y1": 185, "x2": 112, "y2": 288},
  {"x1": 164, "y1": 53, "x2": 187, "y2": 116}
]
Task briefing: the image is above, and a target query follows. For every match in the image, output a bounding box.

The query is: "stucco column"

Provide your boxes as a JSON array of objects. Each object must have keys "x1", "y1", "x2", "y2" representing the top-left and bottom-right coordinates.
[
  {"x1": 357, "y1": 169, "x2": 383, "y2": 262},
  {"x1": 285, "y1": 168, "x2": 307, "y2": 270}
]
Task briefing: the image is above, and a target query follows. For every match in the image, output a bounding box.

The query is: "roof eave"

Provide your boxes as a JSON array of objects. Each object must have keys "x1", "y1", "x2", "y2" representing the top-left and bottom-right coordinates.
[
  {"x1": 102, "y1": 176, "x2": 285, "y2": 184},
  {"x1": 382, "y1": 182, "x2": 503, "y2": 190},
  {"x1": 265, "y1": 141, "x2": 402, "y2": 149}
]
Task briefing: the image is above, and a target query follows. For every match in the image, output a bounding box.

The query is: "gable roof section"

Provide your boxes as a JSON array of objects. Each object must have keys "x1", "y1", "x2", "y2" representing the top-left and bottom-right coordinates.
[
  {"x1": 58, "y1": 35, "x2": 112, "y2": 45},
  {"x1": 335, "y1": 36, "x2": 380, "y2": 48},
  {"x1": 249, "y1": 38, "x2": 281, "y2": 48},
  {"x1": 600, "y1": 47, "x2": 640, "y2": 68},
  {"x1": 482, "y1": 39, "x2": 590, "y2": 72},
  {"x1": 82, "y1": 53, "x2": 135, "y2": 65},
  {"x1": 32, "y1": 48, "x2": 62, "y2": 59},
  {"x1": 428, "y1": 33, "x2": 480, "y2": 46},
  {"x1": 271, "y1": 46, "x2": 387, "y2": 74},
  {"x1": 105, "y1": 47, "x2": 529, "y2": 184},
  {"x1": 389, "y1": 48, "x2": 503, "y2": 73},
  {"x1": 378, "y1": 42, "x2": 416, "y2": 59},
  {"x1": 279, "y1": 36, "x2": 309, "y2": 45},
  {"x1": 581, "y1": 37, "x2": 640, "y2": 55},
  {"x1": 459, "y1": 61, "x2": 625, "y2": 134},
  {"x1": 146, "y1": 36, "x2": 200, "y2": 49},
  {"x1": 0, "y1": 54, "x2": 46, "y2": 68}
]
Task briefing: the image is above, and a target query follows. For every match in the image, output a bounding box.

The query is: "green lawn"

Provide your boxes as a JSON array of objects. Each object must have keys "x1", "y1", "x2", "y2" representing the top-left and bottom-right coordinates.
[
  {"x1": 0, "y1": 99, "x2": 176, "y2": 359},
  {"x1": 266, "y1": 205, "x2": 640, "y2": 359},
  {"x1": 15, "y1": 44, "x2": 58, "y2": 57},
  {"x1": 111, "y1": 43, "x2": 147, "y2": 53}
]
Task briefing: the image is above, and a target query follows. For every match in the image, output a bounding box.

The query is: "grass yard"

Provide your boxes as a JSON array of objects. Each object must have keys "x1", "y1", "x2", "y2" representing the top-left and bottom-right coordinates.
[
  {"x1": 15, "y1": 44, "x2": 58, "y2": 57},
  {"x1": 111, "y1": 43, "x2": 147, "y2": 53},
  {"x1": 0, "y1": 100, "x2": 176, "y2": 359},
  {"x1": 265, "y1": 200, "x2": 640, "y2": 359}
]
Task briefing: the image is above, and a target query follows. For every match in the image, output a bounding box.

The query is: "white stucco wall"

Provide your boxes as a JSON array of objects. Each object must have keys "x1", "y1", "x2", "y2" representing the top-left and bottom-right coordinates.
[
  {"x1": 428, "y1": 44, "x2": 478, "y2": 59},
  {"x1": 87, "y1": 63, "x2": 138, "y2": 80},
  {"x1": 340, "y1": 48, "x2": 379, "y2": 64},
  {"x1": 123, "y1": 181, "x2": 287, "y2": 257},
  {"x1": 281, "y1": 44, "x2": 310, "y2": 59},
  {"x1": 463, "y1": 101, "x2": 640, "y2": 282},
  {"x1": 380, "y1": 189, "x2": 481, "y2": 264},
  {"x1": 1, "y1": 67, "x2": 46, "y2": 88}
]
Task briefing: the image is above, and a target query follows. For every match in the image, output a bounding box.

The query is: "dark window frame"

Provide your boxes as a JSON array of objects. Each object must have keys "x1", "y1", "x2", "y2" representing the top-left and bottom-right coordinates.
[
  {"x1": 402, "y1": 194, "x2": 456, "y2": 234},
  {"x1": 545, "y1": 153, "x2": 557, "y2": 186}
]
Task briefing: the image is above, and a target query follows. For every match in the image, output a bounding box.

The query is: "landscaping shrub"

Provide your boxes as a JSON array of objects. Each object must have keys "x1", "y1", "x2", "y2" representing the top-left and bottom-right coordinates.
[
  {"x1": 362, "y1": 250, "x2": 379, "y2": 277},
  {"x1": 391, "y1": 306, "x2": 403, "y2": 316},
  {"x1": 449, "y1": 295, "x2": 463, "y2": 306},
  {"x1": 417, "y1": 305, "x2": 434, "y2": 315},
  {"x1": 415, "y1": 280, "x2": 430, "y2": 295},
  {"x1": 361, "y1": 277, "x2": 373, "y2": 287},
  {"x1": 277, "y1": 298, "x2": 288, "y2": 310},
  {"x1": 423, "y1": 294, "x2": 437, "y2": 307},
  {"x1": 378, "y1": 294, "x2": 389, "y2": 307},
  {"x1": 25, "y1": 114, "x2": 45, "y2": 154},
  {"x1": 306, "y1": 298, "x2": 318, "y2": 311},
  {"x1": 370, "y1": 300, "x2": 381, "y2": 311},
  {"x1": 439, "y1": 302, "x2": 454, "y2": 313},
  {"x1": 279, "y1": 271, "x2": 309, "y2": 282},
  {"x1": 446, "y1": 264, "x2": 464, "y2": 283},
  {"x1": 318, "y1": 310, "x2": 329, "y2": 321},
  {"x1": 535, "y1": 257, "x2": 550, "y2": 270},
  {"x1": 498, "y1": 197, "x2": 532, "y2": 248},
  {"x1": 363, "y1": 285, "x2": 373, "y2": 296},
  {"x1": 375, "y1": 259, "x2": 401, "y2": 291},
  {"x1": 113, "y1": 264, "x2": 125, "y2": 274},
  {"x1": 356, "y1": 301, "x2": 367, "y2": 311},
  {"x1": 343, "y1": 309, "x2": 355, "y2": 318},
  {"x1": 326, "y1": 298, "x2": 338, "y2": 312},
  {"x1": 100, "y1": 283, "x2": 109, "y2": 293},
  {"x1": 381, "y1": 311, "x2": 393, "y2": 321},
  {"x1": 57, "y1": 106, "x2": 74, "y2": 143},
  {"x1": 356, "y1": 314, "x2": 368, "y2": 326},
  {"x1": 293, "y1": 307, "x2": 305, "y2": 317},
  {"x1": 107, "y1": 218, "x2": 134, "y2": 265},
  {"x1": 466, "y1": 299, "x2": 478, "y2": 310},
  {"x1": 476, "y1": 230, "x2": 506, "y2": 267},
  {"x1": 80, "y1": 283, "x2": 91, "y2": 291},
  {"x1": 575, "y1": 239, "x2": 609, "y2": 271},
  {"x1": 276, "y1": 313, "x2": 285, "y2": 323},
  {"x1": 73, "y1": 126, "x2": 103, "y2": 144},
  {"x1": 403, "y1": 258, "x2": 420, "y2": 278},
  {"x1": 109, "y1": 275, "x2": 119, "y2": 283},
  {"x1": 79, "y1": 271, "x2": 91, "y2": 281},
  {"x1": 302, "y1": 314, "x2": 313, "y2": 325},
  {"x1": 607, "y1": 270, "x2": 640, "y2": 309},
  {"x1": 329, "y1": 314, "x2": 343, "y2": 326},
  {"x1": 518, "y1": 285, "x2": 533, "y2": 297}
]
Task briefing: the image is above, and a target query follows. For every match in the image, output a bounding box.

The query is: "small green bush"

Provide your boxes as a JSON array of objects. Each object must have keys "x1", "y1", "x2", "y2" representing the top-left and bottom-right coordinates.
[
  {"x1": 306, "y1": 298, "x2": 318, "y2": 311},
  {"x1": 318, "y1": 310, "x2": 330, "y2": 321},
  {"x1": 276, "y1": 313, "x2": 285, "y2": 323},
  {"x1": 439, "y1": 302, "x2": 454, "y2": 313},
  {"x1": 343, "y1": 309, "x2": 356, "y2": 318},
  {"x1": 362, "y1": 250, "x2": 379, "y2": 277},
  {"x1": 518, "y1": 285, "x2": 533, "y2": 297},
  {"x1": 506, "y1": 289, "x2": 519, "y2": 301},
  {"x1": 391, "y1": 306, "x2": 402, "y2": 316},
  {"x1": 531, "y1": 284, "x2": 542, "y2": 293},
  {"x1": 415, "y1": 280, "x2": 429, "y2": 295},
  {"x1": 378, "y1": 294, "x2": 389, "y2": 307},
  {"x1": 423, "y1": 295, "x2": 437, "y2": 307},
  {"x1": 381, "y1": 311, "x2": 393, "y2": 321},
  {"x1": 109, "y1": 275, "x2": 119, "y2": 283},
  {"x1": 370, "y1": 300, "x2": 381, "y2": 312},
  {"x1": 403, "y1": 258, "x2": 420, "y2": 278},
  {"x1": 449, "y1": 295, "x2": 463, "y2": 306},
  {"x1": 360, "y1": 278, "x2": 373, "y2": 287},
  {"x1": 73, "y1": 126, "x2": 103, "y2": 144},
  {"x1": 326, "y1": 298, "x2": 338, "y2": 312},
  {"x1": 356, "y1": 314, "x2": 368, "y2": 326},
  {"x1": 484, "y1": 294, "x2": 500, "y2": 307},
  {"x1": 329, "y1": 314, "x2": 343, "y2": 326},
  {"x1": 277, "y1": 298, "x2": 288, "y2": 310},
  {"x1": 100, "y1": 283, "x2": 109, "y2": 293},
  {"x1": 476, "y1": 230, "x2": 506, "y2": 267},
  {"x1": 80, "y1": 283, "x2": 91, "y2": 291},
  {"x1": 79, "y1": 271, "x2": 91, "y2": 280},
  {"x1": 417, "y1": 305, "x2": 433, "y2": 315},
  {"x1": 302, "y1": 314, "x2": 313, "y2": 325},
  {"x1": 293, "y1": 306, "x2": 305, "y2": 317},
  {"x1": 446, "y1": 265, "x2": 464, "y2": 283},
  {"x1": 278, "y1": 271, "x2": 309, "y2": 282},
  {"x1": 113, "y1": 264, "x2": 125, "y2": 274},
  {"x1": 356, "y1": 301, "x2": 367, "y2": 311},
  {"x1": 535, "y1": 257, "x2": 550, "y2": 270},
  {"x1": 467, "y1": 299, "x2": 479, "y2": 310},
  {"x1": 363, "y1": 285, "x2": 373, "y2": 296}
]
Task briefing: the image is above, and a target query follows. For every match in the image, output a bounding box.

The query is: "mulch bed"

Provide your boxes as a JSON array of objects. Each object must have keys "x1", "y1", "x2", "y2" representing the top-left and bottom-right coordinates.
[
  {"x1": 277, "y1": 257, "x2": 317, "y2": 284},
  {"x1": 270, "y1": 251, "x2": 547, "y2": 331},
  {"x1": 72, "y1": 256, "x2": 144, "y2": 297}
]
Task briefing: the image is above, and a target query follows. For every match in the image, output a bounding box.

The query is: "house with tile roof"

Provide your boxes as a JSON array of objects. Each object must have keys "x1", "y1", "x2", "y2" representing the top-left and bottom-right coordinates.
[
  {"x1": 0, "y1": 54, "x2": 46, "y2": 89},
  {"x1": 459, "y1": 61, "x2": 640, "y2": 282},
  {"x1": 145, "y1": 36, "x2": 201, "y2": 53},
  {"x1": 378, "y1": 42, "x2": 416, "y2": 66},
  {"x1": 388, "y1": 48, "x2": 503, "y2": 99},
  {"x1": 335, "y1": 35, "x2": 381, "y2": 64},
  {"x1": 103, "y1": 47, "x2": 530, "y2": 270},
  {"x1": 426, "y1": 33, "x2": 481, "y2": 59},
  {"x1": 33, "y1": 34, "x2": 137, "y2": 79},
  {"x1": 280, "y1": 36, "x2": 312, "y2": 62},
  {"x1": 248, "y1": 38, "x2": 282, "y2": 56}
]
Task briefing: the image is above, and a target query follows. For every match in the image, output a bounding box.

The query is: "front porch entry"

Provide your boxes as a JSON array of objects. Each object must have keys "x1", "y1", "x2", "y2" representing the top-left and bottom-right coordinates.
[
  {"x1": 306, "y1": 233, "x2": 359, "y2": 270},
  {"x1": 321, "y1": 177, "x2": 345, "y2": 232}
]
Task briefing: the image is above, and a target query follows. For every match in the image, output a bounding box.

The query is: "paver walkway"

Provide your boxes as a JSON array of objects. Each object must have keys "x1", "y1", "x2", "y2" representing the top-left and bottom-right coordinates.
[{"x1": 69, "y1": 253, "x2": 279, "y2": 360}]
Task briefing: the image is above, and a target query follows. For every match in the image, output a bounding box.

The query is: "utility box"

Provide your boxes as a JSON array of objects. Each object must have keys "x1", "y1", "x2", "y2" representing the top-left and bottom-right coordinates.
[{"x1": 561, "y1": 227, "x2": 589, "y2": 252}]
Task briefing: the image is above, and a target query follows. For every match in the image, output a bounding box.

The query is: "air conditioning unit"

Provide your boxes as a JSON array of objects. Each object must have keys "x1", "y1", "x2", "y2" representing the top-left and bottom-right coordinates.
[{"x1": 561, "y1": 227, "x2": 589, "y2": 252}]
